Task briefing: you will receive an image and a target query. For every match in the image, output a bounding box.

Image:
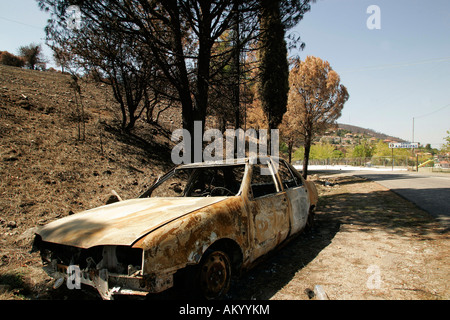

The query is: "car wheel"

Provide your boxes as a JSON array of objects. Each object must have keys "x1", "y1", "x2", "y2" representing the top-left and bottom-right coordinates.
[{"x1": 198, "y1": 250, "x2": 232, "y2": 300}]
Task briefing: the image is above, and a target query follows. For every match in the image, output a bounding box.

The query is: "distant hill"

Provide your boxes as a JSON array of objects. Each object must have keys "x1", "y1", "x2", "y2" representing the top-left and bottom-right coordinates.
[{"x1": 337, "y1": 123, "x2": 407, "y2": 143}]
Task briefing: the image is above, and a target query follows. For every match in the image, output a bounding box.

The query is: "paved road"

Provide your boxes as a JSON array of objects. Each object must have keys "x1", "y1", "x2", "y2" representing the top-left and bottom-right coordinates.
[{"x1": 354, "y1": 171, "x2": 450, "y2": 229}]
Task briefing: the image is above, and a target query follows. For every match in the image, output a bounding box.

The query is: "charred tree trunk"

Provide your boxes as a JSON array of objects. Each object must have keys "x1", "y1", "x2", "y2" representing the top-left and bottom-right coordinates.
[{"x1": 302, "y1": 133, "x2": 312, "y2": 179}]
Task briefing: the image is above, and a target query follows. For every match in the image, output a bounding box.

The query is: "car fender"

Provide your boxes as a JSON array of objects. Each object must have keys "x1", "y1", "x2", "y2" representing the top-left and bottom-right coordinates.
[
  {"x1": 132, "y1": 197, "x2": 248, "y2": 275},
  {"x1": 304, "y1": 180, "x2": 318, "y2": 208}
]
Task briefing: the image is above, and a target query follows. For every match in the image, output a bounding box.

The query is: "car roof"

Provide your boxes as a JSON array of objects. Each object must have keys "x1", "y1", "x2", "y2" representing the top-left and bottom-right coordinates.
[{"x1": 176, "y1": 156, "x2": 283, "y2": 169}]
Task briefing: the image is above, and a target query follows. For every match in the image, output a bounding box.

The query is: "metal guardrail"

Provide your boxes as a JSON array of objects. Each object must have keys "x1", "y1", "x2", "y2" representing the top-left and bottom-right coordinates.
[
  {"x1": 295, "y1": 156, "x2": 416, "y2": 169},
  {"x1": 294, "y1": 155, "x2": 449, "y2": 171}
]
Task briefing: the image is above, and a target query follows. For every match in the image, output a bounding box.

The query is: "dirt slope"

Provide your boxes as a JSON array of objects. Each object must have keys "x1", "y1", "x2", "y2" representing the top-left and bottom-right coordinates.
[{"x1": 0, "y1": 65, "x2": 175, "y2": 298}]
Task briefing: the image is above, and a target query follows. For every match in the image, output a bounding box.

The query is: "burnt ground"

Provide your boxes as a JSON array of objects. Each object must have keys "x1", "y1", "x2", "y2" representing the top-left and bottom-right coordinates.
[
  {"x1": 0, "y1": 64, "x2": 175, "y2": 299},
  {"x1": 0, "y1": 65, "x2": 448, "y2": 300}
]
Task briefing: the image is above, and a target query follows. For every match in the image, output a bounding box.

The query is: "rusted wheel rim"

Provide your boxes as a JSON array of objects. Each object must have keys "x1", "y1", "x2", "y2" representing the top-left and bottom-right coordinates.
[{"x1": 200, "y1": 251, "x2": 231, "y2": 299}]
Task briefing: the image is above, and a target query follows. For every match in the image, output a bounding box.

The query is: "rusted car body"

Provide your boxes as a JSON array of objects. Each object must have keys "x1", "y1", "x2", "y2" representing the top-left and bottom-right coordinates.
[{"x1": 32, "y1": 156, "x2": 318, "y2": 299}]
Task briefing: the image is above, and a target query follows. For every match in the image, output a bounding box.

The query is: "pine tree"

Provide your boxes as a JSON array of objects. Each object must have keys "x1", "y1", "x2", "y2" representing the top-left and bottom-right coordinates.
[{"x1": 258, "y1": 0, "x2": 289, "y2": 148}]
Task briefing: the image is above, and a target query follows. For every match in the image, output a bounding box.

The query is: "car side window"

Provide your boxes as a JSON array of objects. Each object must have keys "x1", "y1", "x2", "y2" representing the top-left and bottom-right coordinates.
[
  {"x1": 250, "y1": 164, "x2": 278, "y2": 198},
  {"x1": 290, "y1": 165, "x2": 303, "y2": 186},
  {"x1": 278, "y1": 161, "x2": 299, "y2": 189}
]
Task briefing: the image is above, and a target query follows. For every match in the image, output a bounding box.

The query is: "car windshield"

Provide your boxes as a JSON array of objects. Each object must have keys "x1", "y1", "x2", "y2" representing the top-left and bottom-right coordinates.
[{"x1": 147, "y1": 164, "x2": 246, "y2": 197}]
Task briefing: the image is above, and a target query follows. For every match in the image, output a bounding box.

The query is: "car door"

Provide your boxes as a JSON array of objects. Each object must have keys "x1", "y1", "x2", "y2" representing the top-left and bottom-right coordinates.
[
  {"x1": 248, "y1": 162, "x2": 290, "y2": 261},
  {"x1": 277, "y1": 160, "x2": 310, "y2": 235}
]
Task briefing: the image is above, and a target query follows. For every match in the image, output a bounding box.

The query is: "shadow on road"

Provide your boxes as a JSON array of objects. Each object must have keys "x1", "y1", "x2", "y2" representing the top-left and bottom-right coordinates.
[{"x1": 355, "y1": 173, "x2": 431, "y2": 181}]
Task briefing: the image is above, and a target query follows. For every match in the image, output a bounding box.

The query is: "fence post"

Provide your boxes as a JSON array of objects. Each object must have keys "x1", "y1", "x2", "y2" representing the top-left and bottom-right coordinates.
[{"x1": 391, "y1": 148, "x2": 394, "y2": 171}]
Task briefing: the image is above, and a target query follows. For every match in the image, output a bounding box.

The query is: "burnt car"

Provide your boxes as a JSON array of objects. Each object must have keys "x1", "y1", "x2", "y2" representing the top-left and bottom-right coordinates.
[{"x1": 32, "y1": 156, "x2": 318, "y2": 299}]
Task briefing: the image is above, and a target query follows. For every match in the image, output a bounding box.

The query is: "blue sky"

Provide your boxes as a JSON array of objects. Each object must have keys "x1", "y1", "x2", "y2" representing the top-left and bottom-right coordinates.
[
  {"x1": 1, "y1": 0, "x2": 449, "y2": 148},
  {"x1": 290, "y1": 0, "x2": 450, "y2": 148}
]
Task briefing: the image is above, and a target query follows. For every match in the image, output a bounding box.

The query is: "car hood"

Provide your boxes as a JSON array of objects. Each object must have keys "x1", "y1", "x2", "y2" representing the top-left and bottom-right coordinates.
[{"x1": 36, "y1": 197, "x2": 227, "y2": 248}]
